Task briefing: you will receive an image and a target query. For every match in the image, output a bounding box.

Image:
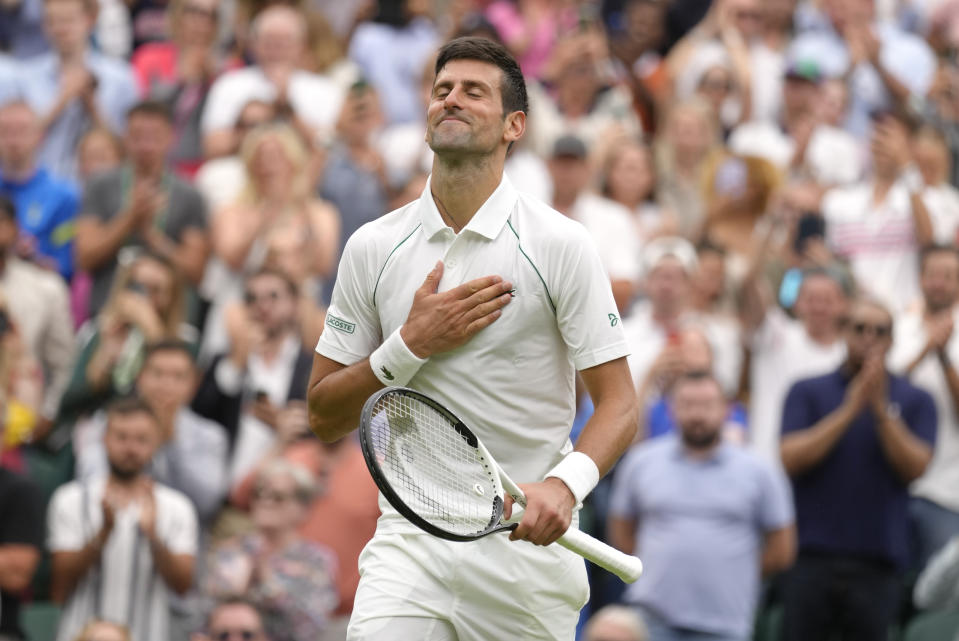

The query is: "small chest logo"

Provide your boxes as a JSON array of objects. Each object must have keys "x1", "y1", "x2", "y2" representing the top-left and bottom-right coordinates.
[
  {"x1": 608, "y1": 313, "x2": 619, "y2": 327},
  {"x1": 326, "y1": 314, "x2": 356, "y2": 334}
]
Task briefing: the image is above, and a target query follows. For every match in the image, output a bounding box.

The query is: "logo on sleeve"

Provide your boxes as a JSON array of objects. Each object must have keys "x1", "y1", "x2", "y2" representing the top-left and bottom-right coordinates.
[
  {"x1": 326, "y1": 314, "x2": 356, "y2": 334},
  {"x1": 608, "y1": 313, "x2": 619, "y2": 327},
  {"x1": 380, "y1": 366, "x2": 395, "y2": 381}
]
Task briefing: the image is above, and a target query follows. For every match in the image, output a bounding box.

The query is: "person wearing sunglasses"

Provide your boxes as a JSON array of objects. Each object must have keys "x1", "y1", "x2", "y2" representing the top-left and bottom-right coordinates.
[
  {"x1": 194, "y1": 598, "x2": 269, "y2": 641},
  {"x1": 779, "y1": 297, "x2": 937, "y2": 641}
]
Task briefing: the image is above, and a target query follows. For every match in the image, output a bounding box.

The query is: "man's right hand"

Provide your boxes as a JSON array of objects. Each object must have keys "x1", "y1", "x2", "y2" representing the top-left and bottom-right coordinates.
[
  {"x1": 845, "y1": 357, "x2": 884, "y2": 414},
  {"x1": 59, "y1": 64, "x2": 95, "y2": 102},
  {"x1": 400, "y1": 261, "x2": 513, "y2": 359}
]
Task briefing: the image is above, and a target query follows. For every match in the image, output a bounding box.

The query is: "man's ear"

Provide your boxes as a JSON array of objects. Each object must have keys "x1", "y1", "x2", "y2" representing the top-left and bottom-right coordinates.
[{"x1": 504, "y1": 110, "x2": 526, "y2": 146}]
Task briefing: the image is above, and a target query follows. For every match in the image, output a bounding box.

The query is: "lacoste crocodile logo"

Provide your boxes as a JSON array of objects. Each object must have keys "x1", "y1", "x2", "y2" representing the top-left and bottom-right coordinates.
[{"x1": 380, "y1": 366, "x2": 395, "y2": 381}]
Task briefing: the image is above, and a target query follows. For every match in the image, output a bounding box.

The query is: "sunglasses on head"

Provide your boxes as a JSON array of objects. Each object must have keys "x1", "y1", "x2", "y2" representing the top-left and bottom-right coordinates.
[{"x1": 851, "y1": 321, "x2": 891, "y2": 338}]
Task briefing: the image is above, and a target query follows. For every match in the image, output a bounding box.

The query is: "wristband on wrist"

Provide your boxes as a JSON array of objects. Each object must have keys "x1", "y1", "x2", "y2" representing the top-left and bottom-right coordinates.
[
  {"x1": 544, "y1": 452, "x2": 600, "y2": 505},
  {"x1": 369, "y1": 328, "x2": 428, "y2": 387}
]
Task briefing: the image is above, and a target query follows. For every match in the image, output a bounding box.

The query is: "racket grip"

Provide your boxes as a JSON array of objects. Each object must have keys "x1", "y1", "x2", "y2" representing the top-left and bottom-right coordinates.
[{"x1": 557, "y1": 527, "x2": 644, "y2": 583}]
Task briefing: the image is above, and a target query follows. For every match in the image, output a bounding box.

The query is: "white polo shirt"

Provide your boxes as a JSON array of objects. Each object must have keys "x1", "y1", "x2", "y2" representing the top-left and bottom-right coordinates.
[{"x1": 317, "y1": 175, "x2": 629, "y2": 532}]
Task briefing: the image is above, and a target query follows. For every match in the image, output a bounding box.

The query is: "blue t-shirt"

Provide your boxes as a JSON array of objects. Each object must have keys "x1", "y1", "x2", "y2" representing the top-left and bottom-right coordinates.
[
  {"x1": 782, "y1": 368, "x2": 937, "y2": 568},
  {"x1": 0, "y1": 168, "x2": 78, "y2": 280}
]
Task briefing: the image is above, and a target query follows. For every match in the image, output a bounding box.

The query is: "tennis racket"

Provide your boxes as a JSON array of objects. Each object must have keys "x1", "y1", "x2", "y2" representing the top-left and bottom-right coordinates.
[{"x1": 359, "y1": 386, "x2": 644, "y2": 583}]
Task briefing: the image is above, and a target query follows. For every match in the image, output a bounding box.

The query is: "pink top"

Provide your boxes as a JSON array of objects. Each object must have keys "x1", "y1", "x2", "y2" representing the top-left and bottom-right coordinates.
[
  {"x1": 131, "y1": 42, "x2": 179, "y2": 95},
  {"x1": 485, "y1": 1, "x2": 574, "y2": 79}
]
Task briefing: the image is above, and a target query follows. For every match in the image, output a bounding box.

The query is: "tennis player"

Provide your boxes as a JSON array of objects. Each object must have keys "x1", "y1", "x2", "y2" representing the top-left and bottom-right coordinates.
[{"x1": 307, "y1": 36, "x2": 638, "y2": 640}]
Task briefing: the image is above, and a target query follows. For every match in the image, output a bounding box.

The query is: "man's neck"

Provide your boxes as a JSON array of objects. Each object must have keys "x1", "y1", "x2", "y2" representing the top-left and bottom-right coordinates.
[
  {"x1": 0, "y1": 161, "x2": 37, "y2": 183},
  {"x1": 257, "y1": 329, "x2": 295, "y2": 364},
  {"x1": 57, "y1": 48, "x2": 87, "y2": 66},
  {"x1": 552, "y1": 190, "x2": 578, "y2": 216},
  {"x1": 681, "y1": 440, "x2": 721, "y2": 461},
  {"x1": 430, "y1": 154, "x2": 504, "y2": 232},
  {"x1": 133, "y1": 162, "x2": 165, "y2": 182}
]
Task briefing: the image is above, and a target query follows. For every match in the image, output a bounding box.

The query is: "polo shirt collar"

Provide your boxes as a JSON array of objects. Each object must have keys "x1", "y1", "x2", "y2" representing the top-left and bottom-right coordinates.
[{"x1": 418, "y1": 173, "x2": 518, "y2": 241}]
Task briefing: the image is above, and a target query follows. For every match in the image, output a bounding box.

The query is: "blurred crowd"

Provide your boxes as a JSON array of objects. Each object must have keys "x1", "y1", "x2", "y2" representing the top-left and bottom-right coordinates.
[{"x1": 2, "y1": 0, "x2": 959, "y2": 639}]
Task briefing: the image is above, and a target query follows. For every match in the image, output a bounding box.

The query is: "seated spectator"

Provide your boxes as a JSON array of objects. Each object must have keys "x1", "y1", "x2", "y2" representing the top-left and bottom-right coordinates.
[
  {"x1": 0, "y1": 101, "x2": 79, "y2": 280},
  {"x1": 547, "y1": 134, "x2": 640, "y2": 312},
  {"x1": 889, "y1": 246, "x2": 959, "y2": 567},
  {"x1": 348, "y1": 0, "x2": 439, "y2": 125},
  {"x1": 193, "y1": 598, "x2": 269, "y2": 641},
  {"x1": 823, "y1": 112, "x2": 959, "y2": 313},
  {"x1": 582, "y1": 605, "x2": 649, "y2": 641},
  {"x1": 75, "y1": 100, "x2": 210, "y2": 317},
  {"x1": 0, "y1": 196, "x2": 74, "y2": 443},
  {"x1": 194, "y1": 100, "x2": 276, "y2": 211},
  {"x1": 59, "y1": 250, "x2": 194, "y2": 425},
  {"x1": 193, "y1": 268, "x2": 315, "y2": 490},
  {"x1": 598, "y1": 136, "x2": 678, "y2": 243},
  {"x1": 74, "y1": 341, "x2": 229, "y2": 525},
  {"x1": 48, "y1": 397, "x2": 197, "y2": 641},
  {"x1": 0, "y1": 467, "x2": 43, "y2": 641},
  {"x1": 132, "y1": 0, "x2": 231, "y2": 176},
  {"x1": 526, "y1": 28, "x2": 642, "y2": 158},
  {"x1": 780, "y1": 298, "x2": 937, "y2": 641},
  {"x1": 201, "y1": 6, "x2": 345, "y2": 158},
  {"x1": 202, "y1": 123, "x2": 339, "y2": 358},
  {"x1": 609, "y1": 371, "x2": 796, "y2": 641},
  {"x1": 205, "y1": 460, "x2": 338, "y2": 641},
  {"x1": 739, "y1": 266, "x2": 848, "y2": 463},
  {"x1": 71, "y1": 620, "x2": 130, "y2": 641},
  {"x1": 11, "y1": 0, "x2": 137, "y2": 182}
]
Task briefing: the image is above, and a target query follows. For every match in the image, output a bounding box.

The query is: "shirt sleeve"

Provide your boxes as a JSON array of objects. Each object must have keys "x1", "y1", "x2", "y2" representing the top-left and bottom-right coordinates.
[
  {"x1": 781, "y1": 380, "x2": 815, "y2": 436},
  {"x1": 548, "y1": 222, "x2": 630, "y2": 371},
  {"x1": 160, "y1": 491, "x2": 198, "y2": 556},
  {"x1": 201, "y1": 75, "x2": 244, "y2": 133},
  {"x1": 315, "y1": 227, "x2": 383, "y2": 365},
  {"x1": 47, "y1": 486, "x2": 87, "y2": 552},
  {"x1": 754, "y1": 460, "x2": 795, "y2": 532},
  {"x1": 904, "y1": 386, "x2": 938, "y2": 447},
  {"x1": 0, "y1": 474, "x2": 44, "y2": 549}
]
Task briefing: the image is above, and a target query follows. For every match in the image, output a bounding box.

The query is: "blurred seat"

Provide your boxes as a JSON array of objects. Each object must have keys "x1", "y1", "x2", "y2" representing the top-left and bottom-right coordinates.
[
  {"x1": 902, "y1": 610, "x2": 959, "y2": 641},
  {"x1": 19, "y1": 601, "x2": 60, "y2": 641}
]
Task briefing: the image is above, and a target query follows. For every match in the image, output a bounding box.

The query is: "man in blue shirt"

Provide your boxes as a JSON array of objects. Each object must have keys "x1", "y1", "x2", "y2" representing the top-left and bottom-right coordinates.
[
  {"x1": 780, "y1": 297, "x2": 937, "y2": 641},
  {"x1": 609, "y1": 371, "x2": 796, "y2": 641},
  {"x1": 11, "y1": 0, "x2": 136, "y2": 183},
  {"x1": 0, "y1": 101, "x2": 78, "y2": 280}
]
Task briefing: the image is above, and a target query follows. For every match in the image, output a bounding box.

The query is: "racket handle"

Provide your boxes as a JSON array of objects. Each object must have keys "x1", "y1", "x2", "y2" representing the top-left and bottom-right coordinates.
[{"x1": 557, "y1": 527, "x2": 644, "y2": 583}]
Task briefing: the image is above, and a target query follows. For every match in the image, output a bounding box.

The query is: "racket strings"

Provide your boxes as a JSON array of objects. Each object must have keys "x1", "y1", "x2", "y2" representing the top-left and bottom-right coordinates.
[{"x1": 369, "y1": 395, "x2": 500, "y2": 536}]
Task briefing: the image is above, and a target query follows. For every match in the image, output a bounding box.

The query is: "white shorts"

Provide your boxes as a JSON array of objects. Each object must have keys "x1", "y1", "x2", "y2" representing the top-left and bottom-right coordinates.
[{"x1": 347, "y1": 530, "x2": 590, "y2": 641}]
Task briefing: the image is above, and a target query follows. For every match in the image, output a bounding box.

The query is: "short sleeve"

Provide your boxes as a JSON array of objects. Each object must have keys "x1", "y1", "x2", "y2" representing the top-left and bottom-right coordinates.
[
  {"x1": 754, "y1": 460, "x2": 794, "y2": 532},
  {"x1": 315, "y1": 228, "x2": 383, "y2": 365},
  {"x1": 0, "y1": 474, "x2": 44, "y2": 548},
  {"x1": 160, "y1": 491, "x2": 198, "y2": 556},
  {"x1": 47, "y1": 485, "x2": 87, "y2": 552},
  {"x1": 781, "y1": 380, "x2": 814, "y2": 437},
  {"x1": 80, "y1": 173, "x2": 116, "y2": 223},
  {"x1": 202, "y1": 74, "x2": 248, "y2": 133},
  {"x1": 608, "y1": 448, "x2": 643, "y2": 520},
  {"x1": 904, "y1": 386, "x2": 938, "y2": 448},
  {"x1": 549, "y1": 225, "x2": 630, "y2": 371}
]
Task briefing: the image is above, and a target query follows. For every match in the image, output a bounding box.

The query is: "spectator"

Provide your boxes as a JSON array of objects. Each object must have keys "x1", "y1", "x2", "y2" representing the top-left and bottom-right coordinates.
[
  {"x1": 0, "y1": 196, "x2": 74, "y2": 443},
  {"x1": 547, "y1": 134, "x2": 640, "y2": 312},
  {"x1": 0, "y1": 0, "x2": 46, "y2": 60},
  {"x1": 193, "y1": 598, "x2": 270, "y2": 641},
  {"x1": 76, "y1": 128, "x2": 124, "y2": 184},
  {"x1": 74, "y1": 340, "x2": 229, "y2": 525},
  {"x1": 48, "y1": 396, "x2": 197, "y2": 641},
  {"x1": 913, "y1": 125, "x2": 959, "y2": 242},
  {"x1": 131, "y1": 0, "x2": 230, "y2": 176},
  {"x1": 59, "y1": 250, "x2": 194, "y2": 426},
  {"x1": 889, "y1": 245, "x2": 959, "y2": 567},
  {"x1": 582, "y1": 605, "x2": 649, "y2": 641},
  {"x1": 194, "y1": 100, "x2": 276, "y2": 211},
  {"x1": 609, "y1": 371, "x2": 796, "y2": 641},
  {"x1": 201, "y1": 5, "x2": 345, "y2": 158},
  {"x1": 71, "y1": 620, "x2": 130, "y2": 641},
  {"x1": 348, "y1": 0, "x2": 439, "y2": 125},
  {"x1": 12, "y1": 0, "x2": 137, "y2": 182},
  {"x1": 0, "y1": 100, "x2": 79, "y2": 280},
  {"x1": 484, "y1": 0, "x2": 575, "y2": 80},
  {"x1": 780, "y1": 298, "x2": 937, "y2": 641},
  {"x1": 739, "y1": 267, "x2": 848, "y2": 463},
  {"x1": 0, "y1": 290, "x2": 44, "y2": 469},
  {"x1": 193, "y1": 268, "x2": 314, "y2": 490},
  {"x1": 0, "y1": 467, "x2": 44, "y2": 641},
  {"x1": 598, "y1": 136, "x2": 678, "y2": 244},
  {"x1": 526, "y1": 28, "x2": 642, "y2": 158},
  {"x1": 202, "y1": 123, "x2": 339, "y2": 358},
  {"x1": 205, "y1": 460, "x2": 338, "y2": 641},
  {"x1": 75, "y1": 100, "x2": 210, "y2": 317}
]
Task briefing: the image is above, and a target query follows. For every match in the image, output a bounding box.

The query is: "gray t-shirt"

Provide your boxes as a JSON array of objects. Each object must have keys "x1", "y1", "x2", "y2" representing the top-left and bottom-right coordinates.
[{"x1": 80, "y1": 166, "x2": 207, "y2": 315}]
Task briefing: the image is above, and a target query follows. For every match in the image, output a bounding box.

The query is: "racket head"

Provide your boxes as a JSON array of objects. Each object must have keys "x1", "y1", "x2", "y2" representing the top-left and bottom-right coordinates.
[{"x1": 359, "y1": 386, "x2": 514, "y2": 542}]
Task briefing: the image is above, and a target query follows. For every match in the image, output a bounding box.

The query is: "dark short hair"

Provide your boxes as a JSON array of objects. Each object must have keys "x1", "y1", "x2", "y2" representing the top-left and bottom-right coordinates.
[
  {"x1": 919, "y1": 243, "x2": 959, "y2": 273},
  {"x1": 106, "y1": 395, "x2": 158, "y2": 424},
  {"x1": 0, "y1": 195, "x2": 16, "y2": 224},
  {"x1": 143, "y1": 339, "x2": 195, "y2": 365},
  {"x1": 672, "y1": 369, "x2": 724, "y2": 397},
  {"x1": 435, "y1": 36, "x2": 529, "y2": 117},
  {"x1": 127, "y1": 100, "x2": 174, "y2": 125},
  {"x1": 205, "y1": 597, "x2": 266, "y2": 632}
]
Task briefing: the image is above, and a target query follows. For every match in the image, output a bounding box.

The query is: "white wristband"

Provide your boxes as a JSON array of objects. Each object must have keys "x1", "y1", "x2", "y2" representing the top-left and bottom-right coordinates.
[
  {"x1": 901, "y1": 164, "x2": 923, "y2": 194},
  {"x1": 544, "y1": 452, "x2": 600, "y2": 506},
  {"x1": 369, "y1": 328, "x2": 428, "y2": 387}
]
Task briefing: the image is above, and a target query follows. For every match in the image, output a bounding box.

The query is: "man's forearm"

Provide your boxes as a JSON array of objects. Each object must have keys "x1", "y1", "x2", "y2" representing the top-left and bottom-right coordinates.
[
  {"x1": 781, "y1": 402, "x2": 857, "y2": 476},
  {"x1": 875, "y1": 410, "x2": 932, "y2": 483},
  {"x1": 51, "y1": 528, "x2": 110, "y2": 602},
  {"x1": 75, "y1": 211, "x2": 140, "y2": 271},
  {"x1": 575, "y1": 358, "x2": 638, "y2": 476},
  {"x1": 146, "y1": 535, "x2": 193, "y2": 595},
  {"x1": 307, "y1": 357, "x2": 384, "y2": 442}
]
